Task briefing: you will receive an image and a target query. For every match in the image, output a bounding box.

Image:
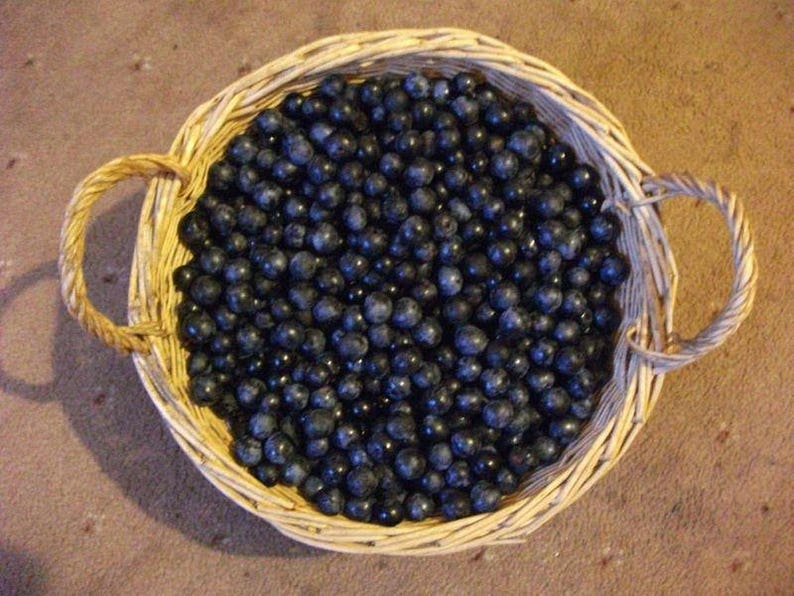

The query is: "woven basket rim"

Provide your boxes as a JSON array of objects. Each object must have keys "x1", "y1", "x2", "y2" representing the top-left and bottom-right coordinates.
[
  {"x1": 133, "y1": 29, "x2": 674, "y2": 555},
  {"x1": 58, "y1": 28, "x2": 757, "y2": 556}
]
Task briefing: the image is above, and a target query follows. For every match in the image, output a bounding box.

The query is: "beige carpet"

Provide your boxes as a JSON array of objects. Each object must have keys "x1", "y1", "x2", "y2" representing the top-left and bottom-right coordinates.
[{"x1": 1, "y1": 1, "x2": 792, "y2": 594}]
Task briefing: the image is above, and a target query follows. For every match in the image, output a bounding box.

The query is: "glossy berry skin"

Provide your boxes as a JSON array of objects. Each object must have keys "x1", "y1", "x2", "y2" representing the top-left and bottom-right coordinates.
[
  {"x1": 419, "y1": 416, "x2": 450, "y2": 443},
  {"x1": 490, "y1": 150, "x2": 519, "y2": 180},
  {"x1": 404, "y1": 159, "x2": 435, "y2": 189},
  {"x1": 482, "y1": 399, "x2": 514, "y2": 429},
  {"x1": 363, "y1": 292, "x2": 393, "y2": 323},
  {"x1": 316, "y1": 488, "x2": 345, "y2": 516},
  {"x1": 180, "y1": 311, "x2": 216, "y2": 345},
  {"x1": 336, "y1": 332, "x2": 370, "y2": 361},
  {"x1": 495, "y1": 307, "x2": 527, "y2": 339},
  {"x1": 566, "y1": 165, "x2": 598, "y2": 191},
  {"x1": 173, "y1": 264, "x2": 200, "y2": 292},
  {"x1": 535, "y1": 285, "x2": 563, "y2": 314},
  {"x1": 384, "y1": 375, "x2": 412, "y2": 400},
  {"x1": 472, "y1": 450, "x2": 502, "y2": 481},
  {"x1": 346, "y1": 465, "x2": 378, "y2": 498},
  {"x1": 451, "y1": 96, "x2": 479, "y2": 125},
  {"x1": 554, "y1": 320, "x2": 581, "y2": 344},
  {"x1": 599, "y1": 255, "x2": 629, "y2": 286},
  {"x1": 555, "y1": 347, "x2": 586, "y2": 376},
  {"x1": 495, "y1": 468, "x2": 519, "y2": 494},
  {"x1": 438, "y1": 266, "x2": 463, "y2": 297},
  {"x1": 281, "y1": 456, "x2": 311, "y2": 487},
  {"x1": 394, "y1": 448, "x2": 426, "y2": 480},
  {"x1": 489, "y1": 281, "x2": 520, "y2": 310},
  {"x1": 412, "y1": 318, "x2": 442, "y2": 348},
  {"x1": 538, "y1": 387, "x2": 571, "y2": 417},
  {"x1": 257, "y1": 107, "x2": 285, "y2": 133},
  {"x1": 332, "y1": 423, "x2": 359, "y2": 450},
  {"x1": 442, "y1": 296, "x2": 472, "y2": 326},
  {"x1": 190, "y1": 276, "x2": 222, "y2": 307},
  {"x1": 235, "y1": 377, "x2": 266, "y2": 411},
  {"x1": 440, "y1": 489, "x2": 472, "y2": 520},
  {"x1": 391, "y1": 297, "x2": 422, "y2": 329},
  {"x1": 372, "y1": 499, "x2": 404, "y2": 526},
  {"x1": 570, "y1": 398, "x2": 595, "y2": 420},
  {"x1": 253, "y1": 463, "x2": 280, "y2": 487},
  {"x1": 227, "y1": 135, "x2": 258, "y2": 165},
  {"x1": 445, "y1": 460, "x2": 472, "y2": 489},
  {"x1": 264, "y1": 433, "x2": 295, "y2": 465},
  {"x1": 366, "y1": 433, "x2": 397, "y2": 464},
  {"x1": 319, "y1": 452, "x2": 350, "y2": 488},
  {"x1": 234, "y1": 436, "x2": 263, "y2": 467},
  {"x1": 535, "y1": 190, "x2": 565, "y2": 220},
  {"x1": 507, "y1": 445, "x2": 539, "y2": 475},
  {"x1": 471, "y1": 481, "x2": 501, "y2": 513},
  {"x1": 543, "y1": 143, "x2": 574, "y2": 174},
  {"x1": 533, "y1": 436, "x2": 562, "y2": 464},
  {"x1": 386, "y1": 413, "x2": 416, "y2": 442},
  {"x1": 455, "y1": 325, "x2": 488, "y2": 356},
  {"x1": 309, "y1": 223, "x2": 342, "y2": 255},
  {"x1": 404, "y1": 493, "x2": 435, "y2": 521},
  {"x1": 530, "y1": 338, "x2": 557, "y2": 367},
  {"x1": 412, "y1": 362, "x2": 441, "y2": 390},
  {"x1": 189, "y1": 374, "x2": 222, "y2": 405},
  {"x1": 343, "y1": 498, "x2": 374, "y2": 522},
  {"x1": 428, "y1": 443, "x2": 454, "y2": 471},
  {"x1": 567, "y1": 369, "x2": 597, "y2": 400},
  {"x1": 186, "y1": 350, "x2": 210, "y2": 377},
  {"x1": 248, "y1": 412, "x2": 277, "y2": 441},
  {"x1": 507, "y1": 130, "x2": 541, "y2": 162},
  {"x1": 301, "y1": 409, "x2": 335, "y2": 439},
  {"x1": 589, "y1": 214, "x2": 617, "y2": 244},
  {"x1": 208, "y1": 161, "x2": 237, "y2": 193},
  {"x1": 451, "y1": 430, "x2": 481, "y2": 458},
  {"x1": 549, "y1": 417, "x2": 582, "y2": 446},
  {"x1": 480, "y1": 368, "x2": 510, "y2": 397}
]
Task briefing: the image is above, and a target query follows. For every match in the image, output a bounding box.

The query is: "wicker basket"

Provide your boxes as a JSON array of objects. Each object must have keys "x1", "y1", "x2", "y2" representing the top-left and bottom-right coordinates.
[{"x1": 59, "y1": 29, "x2": 757, "y2": 555}]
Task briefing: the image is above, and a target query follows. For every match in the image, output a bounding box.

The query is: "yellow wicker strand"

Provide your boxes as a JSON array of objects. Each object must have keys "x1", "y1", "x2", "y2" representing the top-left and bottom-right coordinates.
[{"x1": 59, "y1": 153, "x2": 189, "y2": 353}]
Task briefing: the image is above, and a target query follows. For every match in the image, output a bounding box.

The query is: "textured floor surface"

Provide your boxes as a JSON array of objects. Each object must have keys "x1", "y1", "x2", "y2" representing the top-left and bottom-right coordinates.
[{"x1": 1, "y1": 1, "x2": 792, "y2": 594}]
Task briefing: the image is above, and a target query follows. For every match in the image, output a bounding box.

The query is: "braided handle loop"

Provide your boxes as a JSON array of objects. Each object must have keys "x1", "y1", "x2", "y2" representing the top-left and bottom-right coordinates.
[
  {"x1": 631, "y1": 173, "x2": 757, "y2": 373},
  {"x1": 59, "y1": 154, "x2": 190, "y2": 354}
]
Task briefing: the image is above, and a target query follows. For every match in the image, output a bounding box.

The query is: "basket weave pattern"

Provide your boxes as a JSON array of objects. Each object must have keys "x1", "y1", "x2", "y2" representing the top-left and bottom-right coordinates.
[{"x1": 59, "y1": 29, "x2": 756, "y2": 555}]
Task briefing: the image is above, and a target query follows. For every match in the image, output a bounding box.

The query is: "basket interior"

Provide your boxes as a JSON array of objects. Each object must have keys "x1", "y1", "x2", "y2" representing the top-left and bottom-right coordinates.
[{"x1": 127, "y1": 30, "x2": 674, "y2": 554}]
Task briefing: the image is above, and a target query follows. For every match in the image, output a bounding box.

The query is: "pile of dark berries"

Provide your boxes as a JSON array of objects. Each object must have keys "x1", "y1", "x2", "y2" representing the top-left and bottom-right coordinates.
[{"x1": 175, "y1": 72, "x2": 628, "y2": 525}]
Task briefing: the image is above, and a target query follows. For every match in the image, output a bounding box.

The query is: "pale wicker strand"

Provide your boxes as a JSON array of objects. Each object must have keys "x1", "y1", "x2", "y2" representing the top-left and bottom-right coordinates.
[
  {"x1": 58, "y1": 29, "x2": 757, "y2": 555},
  {"x1": 631, "y1": 173, "x2": 758, "y2": 373},
  {"x1": 59, "y1": 154, "x2": 190, "y2": 353}
]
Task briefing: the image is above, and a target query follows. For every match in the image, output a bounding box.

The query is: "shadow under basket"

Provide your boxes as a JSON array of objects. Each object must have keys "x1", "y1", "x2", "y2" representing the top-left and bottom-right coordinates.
[{"x1": 59, "y1": 29, "x2": 757, "y2": 555}]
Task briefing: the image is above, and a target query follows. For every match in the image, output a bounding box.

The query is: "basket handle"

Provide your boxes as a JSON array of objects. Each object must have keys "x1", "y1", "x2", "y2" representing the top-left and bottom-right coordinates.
[
  {"x1": 629, "y1": 173, "x2": 757, "y2": 373},
  {"x1": 59, "y1": 154, "x2": 190, "y2": 354}
]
